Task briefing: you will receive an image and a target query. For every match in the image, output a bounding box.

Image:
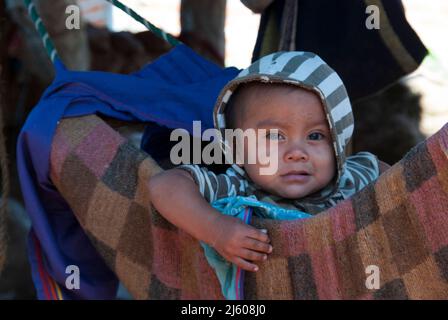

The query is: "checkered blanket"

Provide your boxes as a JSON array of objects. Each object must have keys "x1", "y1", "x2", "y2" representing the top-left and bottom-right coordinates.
[{"x1": 50, "y1": 114, "x2": 448, "y2": 299}]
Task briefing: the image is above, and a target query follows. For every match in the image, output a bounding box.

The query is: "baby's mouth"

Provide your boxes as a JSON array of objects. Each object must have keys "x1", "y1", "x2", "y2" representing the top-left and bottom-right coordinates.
[{"x1": 281, "y1": 170, "x2": 311, "y2": 183}]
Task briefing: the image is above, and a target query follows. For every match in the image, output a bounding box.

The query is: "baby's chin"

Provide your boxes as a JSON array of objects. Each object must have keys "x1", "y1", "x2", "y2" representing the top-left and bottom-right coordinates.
[
  {"x1": 271, "y1": 187, "x2": 315, "y2": 200},
  {"x1": 256, "y1": 182, "x2": 316, "y2": 200}
]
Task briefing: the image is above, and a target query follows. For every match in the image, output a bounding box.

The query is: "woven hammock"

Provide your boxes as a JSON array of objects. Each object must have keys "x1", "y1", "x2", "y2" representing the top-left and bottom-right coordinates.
[{"x1": 50, "y1": 114, "x2": 448, "y2": 299}]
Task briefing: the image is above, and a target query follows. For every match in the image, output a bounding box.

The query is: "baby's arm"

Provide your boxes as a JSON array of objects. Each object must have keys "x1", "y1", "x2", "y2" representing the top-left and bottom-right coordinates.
[{"x1": 148, "y1": 169, "x2": 272, "y2": 272}]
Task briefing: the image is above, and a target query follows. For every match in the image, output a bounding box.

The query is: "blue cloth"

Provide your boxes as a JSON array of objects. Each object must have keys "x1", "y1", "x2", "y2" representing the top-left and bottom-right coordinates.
[
  {"x1": 17, "y1": 44, "x2": 239, "y2": 299},
  {"x1": 202, "y1": 196, "x2": 311, "y2": 300}
]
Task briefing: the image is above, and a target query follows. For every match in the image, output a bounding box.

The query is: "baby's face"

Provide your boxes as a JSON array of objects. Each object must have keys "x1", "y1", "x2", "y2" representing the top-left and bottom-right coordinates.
[{"x1": 233, "y1": 85, "x2": 336, "y2": 199}]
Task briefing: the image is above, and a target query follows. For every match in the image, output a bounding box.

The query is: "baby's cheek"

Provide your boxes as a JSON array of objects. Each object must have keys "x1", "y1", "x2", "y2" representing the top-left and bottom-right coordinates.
[
  {"x1": 322, "y1": 154, "x2": 337, "y2": 184},
  {"x1": 245, "y1": 163, "x2": 276, "y2": 186},
  {"x1": 313, "y1": 146, "x2": 336, "y2": 180}
]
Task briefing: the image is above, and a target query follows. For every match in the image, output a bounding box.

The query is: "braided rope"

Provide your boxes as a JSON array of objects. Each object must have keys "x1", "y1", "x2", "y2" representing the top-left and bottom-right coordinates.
[
  {"x1": 104, "y1": 0, "x2": 181, "y2": 47},
  {"x1": 23, "y1": 0, "x2": 59, "y2": 62},
  {"x1": 23, "y1": 0, "x2": 180, "y2": 63}
]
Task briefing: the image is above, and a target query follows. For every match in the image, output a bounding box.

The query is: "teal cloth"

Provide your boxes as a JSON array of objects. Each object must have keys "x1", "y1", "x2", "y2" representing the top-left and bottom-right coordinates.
[{"x1": 201, "y1": 196, "x2": 312, "y2": 300}]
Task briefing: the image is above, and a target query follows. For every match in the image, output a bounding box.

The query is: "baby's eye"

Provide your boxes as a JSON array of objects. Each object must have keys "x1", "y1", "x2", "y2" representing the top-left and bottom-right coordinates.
[
  {"x1": 308, "y1": 132, "x2": 324, "y2": 141},
  {"x1": 266, "y1": 131, "x2": 285, "y2": 140}
]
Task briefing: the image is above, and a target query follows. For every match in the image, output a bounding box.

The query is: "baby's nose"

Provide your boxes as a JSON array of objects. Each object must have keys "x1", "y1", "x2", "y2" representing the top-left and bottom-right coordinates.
[{"x1": 285, "y1": 146, "x2": 309, "y2": 161}]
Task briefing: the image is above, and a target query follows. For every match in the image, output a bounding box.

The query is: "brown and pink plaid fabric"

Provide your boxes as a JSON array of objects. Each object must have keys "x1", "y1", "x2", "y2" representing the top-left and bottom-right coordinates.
[{"x1": 50, "y1": 114, "x2": 448, "y2": 299}]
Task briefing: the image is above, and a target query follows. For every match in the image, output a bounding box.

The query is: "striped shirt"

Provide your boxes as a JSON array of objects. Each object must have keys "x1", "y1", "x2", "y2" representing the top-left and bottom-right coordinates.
[{"x1": 178, "y1": 151, "x2": 379, "y2": 215}]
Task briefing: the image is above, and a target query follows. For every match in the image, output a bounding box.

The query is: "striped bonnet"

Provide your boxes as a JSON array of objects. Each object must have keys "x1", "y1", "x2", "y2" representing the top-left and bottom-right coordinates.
[{"x1": 213, "y1": 51, "x2": 354, "y2": 187}]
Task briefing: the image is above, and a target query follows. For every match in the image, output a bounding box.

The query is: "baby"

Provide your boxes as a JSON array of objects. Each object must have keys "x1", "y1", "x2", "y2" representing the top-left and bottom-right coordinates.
[{"x1": 149, "y1": 51, "x2": 384, "y2": 273}]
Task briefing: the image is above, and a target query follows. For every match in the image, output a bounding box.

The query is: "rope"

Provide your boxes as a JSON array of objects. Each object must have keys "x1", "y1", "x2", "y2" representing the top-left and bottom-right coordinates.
[
  {"x1": 104, "y1": 0, "x2": 181, "y2": 47},
  {"x1": 23, "y1": 0, "x2": 59, "y2": 63},
  {"x1": 23, "y1": 0, "x2": 180, "y2": 63}
]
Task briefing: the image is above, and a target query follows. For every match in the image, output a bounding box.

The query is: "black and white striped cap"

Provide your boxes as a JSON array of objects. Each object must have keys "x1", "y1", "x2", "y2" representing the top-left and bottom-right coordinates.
[{"x1": 213, "y1": 51, "x2": 354, "y2": 185}]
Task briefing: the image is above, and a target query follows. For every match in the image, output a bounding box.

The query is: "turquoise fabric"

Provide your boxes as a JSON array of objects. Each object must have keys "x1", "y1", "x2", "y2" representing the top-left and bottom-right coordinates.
[{"x1": 201, "y1": 196, "x2": 311, "y2": 300}]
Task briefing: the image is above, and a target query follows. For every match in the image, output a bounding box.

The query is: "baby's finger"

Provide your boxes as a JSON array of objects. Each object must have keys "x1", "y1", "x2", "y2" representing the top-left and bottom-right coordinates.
[
  {"x1": 239, "y1": 248, "x2": 268, "y2": 262},
  {"x1": 243, "y1": 238, "x2": 273, "y2": 254},
  {"x1": 232, "y1": 257, "x2": 259, "y2": 272},
  {"x1": 247, "y1": 227, "x2": 270, "y2": 243}
]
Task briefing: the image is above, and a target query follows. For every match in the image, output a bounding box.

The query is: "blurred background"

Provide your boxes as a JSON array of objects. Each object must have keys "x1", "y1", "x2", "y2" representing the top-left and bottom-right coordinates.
[{"x1": 0, "y1": 0, "x2": 447, "y2": 299}]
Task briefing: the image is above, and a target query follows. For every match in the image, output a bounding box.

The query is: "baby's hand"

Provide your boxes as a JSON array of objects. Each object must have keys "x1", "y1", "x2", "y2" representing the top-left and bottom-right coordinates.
[{"x1": 210, "y1": 215, "x2": 272, "y2": 272}]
